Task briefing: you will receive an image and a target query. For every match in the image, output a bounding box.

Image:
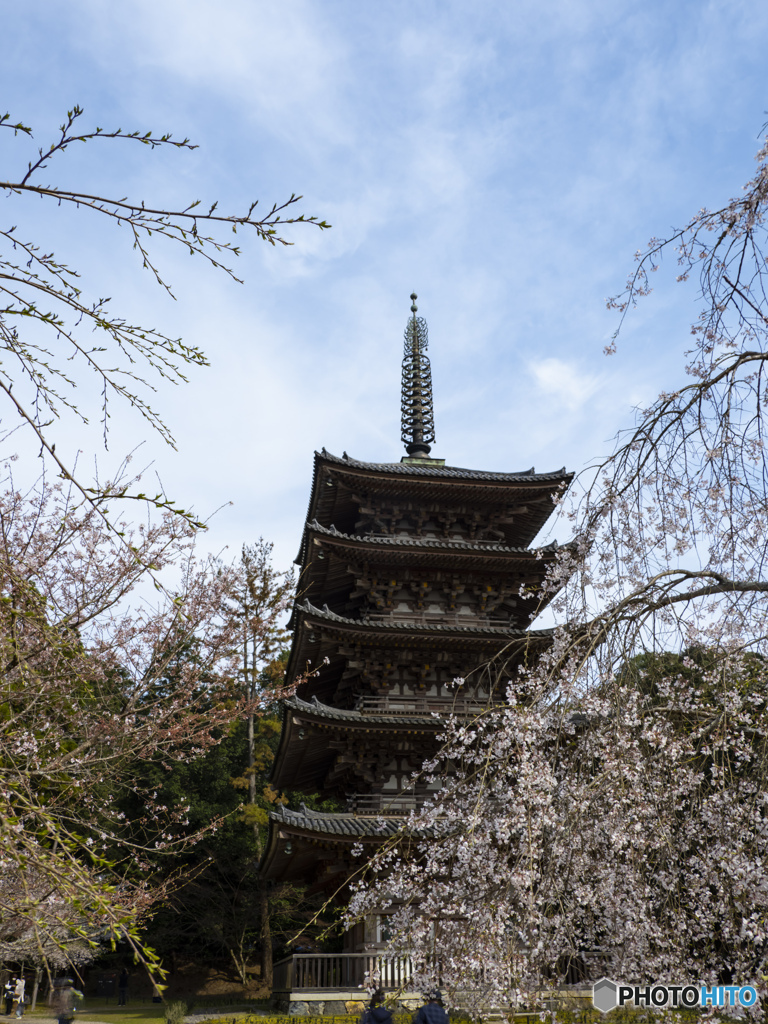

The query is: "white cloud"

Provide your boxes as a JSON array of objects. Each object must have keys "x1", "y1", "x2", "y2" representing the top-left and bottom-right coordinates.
[
  {"x1": 5, "y1": 0, "x2": 768, "y2": 572},
  {"x1": 75, "y1": 0, "x2": 351, "y2": 149},
  {"x1": 527, "y1": 358, "x2": 602, "y2": 412}
]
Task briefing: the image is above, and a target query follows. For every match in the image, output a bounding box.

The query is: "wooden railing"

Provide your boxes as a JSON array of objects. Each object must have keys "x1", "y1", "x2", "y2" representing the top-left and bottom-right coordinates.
[
  {"x1": 345, "y1": 793, "x2": 418, "y2": 814},
  {"x1": 272, "y1": 953, "x2": 413, "y2": 993},
  {"x1": 355, "y1": 695, "x2": 493, "y2": 715},
  {"x1": 271, "y1": 950, "x2": 611, "y2": 998}
]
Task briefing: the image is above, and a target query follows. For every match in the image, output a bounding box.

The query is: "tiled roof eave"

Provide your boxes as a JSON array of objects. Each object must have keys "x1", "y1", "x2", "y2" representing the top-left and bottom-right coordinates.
[
  {"x1": 284, "y1": 694, "x2": 443, "y2": 728},
  {"x1": 270, "y1": 803, "x2": 406, "y2": 838},
  {"x1": 292, "y1": 598, "x2": 553, "y2": 640},
  {"x1": 304, "y1": 519, "x2": 563, "y2": 557},
  {"x1": 318, "y1": 449, "x2": 572, "y2": 483}
]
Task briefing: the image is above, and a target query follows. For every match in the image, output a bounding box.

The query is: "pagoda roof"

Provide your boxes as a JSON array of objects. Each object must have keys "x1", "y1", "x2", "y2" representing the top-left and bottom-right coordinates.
[
  {"x1": 286, "y1": 600, "x2": 550, "y2": 698},
  {"x1": 273, "y1": 802, "x2": 404, "y2": 837},
  {"x1": 261, "y1": 803, "x2": 404, "y2": 884},
  {"x1": 299, "y1": 521, "x2": 562, "y2": 624},
  {"x1": 315, "y1": 449, "x2": 570, "y2": 484},
  {"x1": 297, "y1": 450, "x2": 573, "y2": 561},
  {"x1": 272, "y1": 694, "x2": 442, "y2": 793},
  {"x1": 285, "y1": 693, "x2": 440, "y2": 727},
  {"x1": 288, "y1": 598, "x2": 551, "y2": 643},
  {"x1": 304, "y1": 519, "x2": 560, "y2": 557}
]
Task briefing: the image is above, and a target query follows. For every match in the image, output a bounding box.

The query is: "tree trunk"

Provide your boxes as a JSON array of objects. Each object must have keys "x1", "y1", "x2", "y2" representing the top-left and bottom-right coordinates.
[
  {"x1": 228, "y1": 949, "x2": 248, "y2": 987},
  {"x1": 237, "y1": 552, "x2": 288, "y2": 997},
  {"x1": 30, "y1": 968, "x2": 40, "y2": 1011},
  {"x1": 248, "y1": 711, "x2": 256, "y2": 805},
  {"x1": 259, "y1": 877, "x2": 273, "y2": 991},
  {"x1": 253, "y1": 790, "x2": 272, "y2": 990},
  {"x1": 246, "y1": 607, "x2": 257, "y2": 810}
]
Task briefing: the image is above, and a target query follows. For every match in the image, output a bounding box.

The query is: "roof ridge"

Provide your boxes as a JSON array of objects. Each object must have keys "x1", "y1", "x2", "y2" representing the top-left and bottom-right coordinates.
[{"x1": 317, "y1": 448, "x2": 571, "y2": 481}]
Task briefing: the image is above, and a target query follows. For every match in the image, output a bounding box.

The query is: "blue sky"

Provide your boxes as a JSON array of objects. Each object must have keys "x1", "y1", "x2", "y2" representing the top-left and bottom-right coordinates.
[{"x1": 4, "y1": 1, "x2": 768, "y2": 573}]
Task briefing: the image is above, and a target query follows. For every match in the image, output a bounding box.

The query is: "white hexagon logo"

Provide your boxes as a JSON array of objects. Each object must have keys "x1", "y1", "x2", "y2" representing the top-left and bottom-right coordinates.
[{"x1": 593, "y1": 978, "x2": 618, "y2": 1014}]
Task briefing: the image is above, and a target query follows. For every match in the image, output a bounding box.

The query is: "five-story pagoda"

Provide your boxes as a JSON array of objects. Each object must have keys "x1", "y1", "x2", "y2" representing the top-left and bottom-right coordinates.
[{"x1": 263, "y1": 296, "x2": 571, "y2": 1003}]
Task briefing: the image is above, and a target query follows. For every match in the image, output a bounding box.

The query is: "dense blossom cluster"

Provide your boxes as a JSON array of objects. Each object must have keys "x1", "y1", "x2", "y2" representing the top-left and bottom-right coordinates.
[
  {"x1": 349, "y1": 659, "x2": 768, "y2": 1010},
  {"x1": 0, "y1": 869, "x2": 106, "y2": 971},
  {"x1": 347, "y1": 136, "x2": 768, "y2": 1010}
]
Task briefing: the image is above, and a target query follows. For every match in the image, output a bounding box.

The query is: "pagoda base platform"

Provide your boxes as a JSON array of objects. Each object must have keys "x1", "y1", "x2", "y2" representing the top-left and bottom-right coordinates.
[
  {"x1": 270, "y1": 953, "x2": 602, "y2": 1016},
  {"x1": 271, "y1": 992, "x2": 424, "y2": 1016},
  {"x1": 271, "y1": 952, "x2": 423, "y2": 1014}
]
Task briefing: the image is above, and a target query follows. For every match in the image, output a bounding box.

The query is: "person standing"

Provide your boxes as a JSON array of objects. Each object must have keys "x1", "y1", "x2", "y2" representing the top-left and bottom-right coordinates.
[
  {"x1": 364, "y1": 989, "x2": 393, "y2": 1024},
  {"x1": 51, "y1": 979, "x2": 83, "y2": 1024},
  {"x1": 4, "y1": 978, "x2": 16, "y2": 1016},
  {"x1": 117, "y1": 970, "x2": 128, "y2": 1007},
  {"x1": 13, "y1": 977, "x2": 25, "y2": 1019},
  {"x1": 413, "y1": 990, "x2": 448, "y2": 1024}
]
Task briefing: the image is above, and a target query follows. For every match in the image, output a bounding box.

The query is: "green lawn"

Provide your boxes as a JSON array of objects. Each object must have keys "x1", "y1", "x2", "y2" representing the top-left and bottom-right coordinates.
[
  {"x1": 26, "y1": 1006, "x2": 168, "y2": 1024},
  {"x1": 24, "y1": 1003, "x2": 273, "y2": 1024}
]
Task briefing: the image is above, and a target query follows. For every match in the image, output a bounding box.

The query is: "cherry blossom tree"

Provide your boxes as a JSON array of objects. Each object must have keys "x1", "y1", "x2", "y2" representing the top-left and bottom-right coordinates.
[
  {"x1": 346, "y1": 132, "x2": 768, "y2": 1011},
  {"x1": 0, "y1": 105, "x2": 320, "y2": 979},
  {"x1": 0, "y1": 463, "x2": 288, "y2": 979},
  {"x1": 0, "y1": 868, "x2": 105, "y2": 1007}
]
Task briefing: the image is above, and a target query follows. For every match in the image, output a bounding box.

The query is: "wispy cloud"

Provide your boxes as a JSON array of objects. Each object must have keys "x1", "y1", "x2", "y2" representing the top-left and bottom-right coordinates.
[
  {"x1": 527, "y1": 358, "x2": 602, "y2": 413},
  {"x1": 4, "y1": 0, "x2": 768, "y2": 569}
]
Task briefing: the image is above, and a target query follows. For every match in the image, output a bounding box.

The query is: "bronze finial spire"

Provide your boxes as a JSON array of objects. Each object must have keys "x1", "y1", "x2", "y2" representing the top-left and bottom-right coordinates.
[{"x1": 400, "y1": 292, "x2": 436, "y2": 458}]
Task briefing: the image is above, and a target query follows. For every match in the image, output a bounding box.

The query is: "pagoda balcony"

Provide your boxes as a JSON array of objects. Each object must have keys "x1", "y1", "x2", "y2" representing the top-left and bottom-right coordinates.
[
  {"x1": 272, "y1": 952, "x2": 415, "y2": 1008},
  {"x1": 355, "y1": 694, "x2": 495, "y2": 716},
  {"x1": 271, "y1": 950, "x2": 609, "y2": 1013},
  {"x1": 345, "y1": 792, "x2": 420, "y2": 815},
  {"x1": 366, "y1": 609, "x2": 516, "y2": 629}
]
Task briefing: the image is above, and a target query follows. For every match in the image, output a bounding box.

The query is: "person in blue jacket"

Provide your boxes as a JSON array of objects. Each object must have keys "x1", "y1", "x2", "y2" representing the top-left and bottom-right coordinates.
[
  {"x1": 364, "y1": 988, "x2": 393, "y2": 1024},
  {"x1": 413, "y1": 990, "x2": 448, "y2": 1024}
]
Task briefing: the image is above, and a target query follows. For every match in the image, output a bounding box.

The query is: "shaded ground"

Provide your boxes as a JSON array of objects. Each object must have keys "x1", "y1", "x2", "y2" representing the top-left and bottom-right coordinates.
[
  {"x1": 19, "y1": 1006, "x2": 271, "y2": 1024},
  {"x1": 81, "y1": 959, "x2": 270, "y2": 1004}
]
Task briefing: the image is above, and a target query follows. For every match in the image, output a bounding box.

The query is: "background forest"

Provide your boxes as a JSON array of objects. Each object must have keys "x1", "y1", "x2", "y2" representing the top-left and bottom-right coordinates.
[{"x1": 126, "y1": 681, "x2": 341, "y2": 990}]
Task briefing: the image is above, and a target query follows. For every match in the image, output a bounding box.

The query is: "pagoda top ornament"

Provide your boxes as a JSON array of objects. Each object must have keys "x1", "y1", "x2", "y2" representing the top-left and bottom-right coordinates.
[{"x1": 400, "y1": 293, "x2": 436, "y2": 460}]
